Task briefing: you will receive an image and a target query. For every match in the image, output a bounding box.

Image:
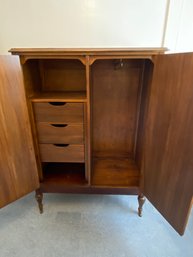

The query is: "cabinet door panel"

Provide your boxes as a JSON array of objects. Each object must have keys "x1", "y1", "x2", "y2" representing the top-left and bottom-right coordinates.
[
  {"x1": 143, "y1": 53, "x2": 193, "y2": 235},
  {"x1": 0, "y1": 56, "x2": 39, "y2": 208}
]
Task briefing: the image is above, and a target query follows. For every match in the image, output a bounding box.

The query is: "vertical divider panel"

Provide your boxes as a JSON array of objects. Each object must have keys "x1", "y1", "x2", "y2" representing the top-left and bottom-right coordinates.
[{"x1": 84, "y1": 56, "x2": 91, "y2": 184}]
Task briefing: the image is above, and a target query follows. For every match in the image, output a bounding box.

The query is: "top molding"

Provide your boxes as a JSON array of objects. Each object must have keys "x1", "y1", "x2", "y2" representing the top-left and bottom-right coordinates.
[
  {"x1": 9, "y1": 47, "x2": 167, "y2": 55},
  {"x1": 9, "y1": 47, "x2": 168, "y2": 65}
]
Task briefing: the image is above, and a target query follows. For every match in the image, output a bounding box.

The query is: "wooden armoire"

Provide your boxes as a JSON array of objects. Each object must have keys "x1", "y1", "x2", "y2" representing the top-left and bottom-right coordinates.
[{"x1": 0, "y1": 48, "x2": 193, "y2": 236}]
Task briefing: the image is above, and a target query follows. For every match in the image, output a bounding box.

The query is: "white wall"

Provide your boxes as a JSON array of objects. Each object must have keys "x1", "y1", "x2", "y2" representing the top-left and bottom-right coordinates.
[
  {"x1": 164, "y1": 0, "x2": 193, "y2": 52},
  {"x1": 0, "y1": 0, "x2": 167, "y2": 54}
]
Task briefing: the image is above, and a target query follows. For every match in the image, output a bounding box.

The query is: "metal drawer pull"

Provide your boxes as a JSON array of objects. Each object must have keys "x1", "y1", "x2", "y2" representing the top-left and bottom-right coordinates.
[
  {"x1": 49, "y1": 102, "x2": 66, "y2": 106},
  {"x1": 51, "y1": 124, "x2": 68, "y2": 128}
]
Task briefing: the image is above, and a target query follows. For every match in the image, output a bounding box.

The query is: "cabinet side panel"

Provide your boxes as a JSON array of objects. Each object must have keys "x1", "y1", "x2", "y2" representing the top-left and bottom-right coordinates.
[
  {"x1": 144, "y1": 53, "x2": 193, "y2": 235},
  {"x1": 0, "y1": 56, "x2": 39, "y2": 208}
]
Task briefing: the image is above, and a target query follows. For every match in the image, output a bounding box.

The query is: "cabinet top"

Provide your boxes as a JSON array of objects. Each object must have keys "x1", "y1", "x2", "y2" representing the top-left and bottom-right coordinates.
[
  {"x1": 9, "y1": 48, "x2": 167, "y2": 64},
  {"x1": 9, "y1": 47, "x2": 167, "y2": 56}
]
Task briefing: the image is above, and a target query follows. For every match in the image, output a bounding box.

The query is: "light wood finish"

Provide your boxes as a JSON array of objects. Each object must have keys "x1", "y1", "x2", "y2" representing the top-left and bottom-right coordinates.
[
  {"x1": 33, "y1": 102, "x2": 84, "y2": 123},
  {"x1": 30, "y1": 91, "x2": 87, "y2": 102},
  {"x1": 92, "y1": 158, "x2": 140, "y2": 187},
  {"x1": 39, "y1": 144, "x2": 84, "y2": 163},
  {"x1": 0, "y1": 56, "x2": 39, "y2": 208},
  {"x1": 36, "y1": 123, "x2": 84, "y2": 144},
  {"x1": 143, "y1": 53, "x2": 193, "y2": 235}
]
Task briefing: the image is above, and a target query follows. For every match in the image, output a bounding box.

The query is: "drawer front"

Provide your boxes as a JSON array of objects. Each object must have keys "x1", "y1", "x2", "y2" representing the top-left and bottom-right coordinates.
[
  {"x1": 39, "y1": 144, "x2": 84, "y2": 163},
  {"x1": 36, "y1": 123, "x2": 84, "y2": 144},
  {"x1": 33, "y1": 102, "x2": 84, "y2": 123}
]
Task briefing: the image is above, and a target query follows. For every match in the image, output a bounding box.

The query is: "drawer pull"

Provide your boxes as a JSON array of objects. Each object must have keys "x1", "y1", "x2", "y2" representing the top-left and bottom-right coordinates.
[
  {"x1": 49, "y1": 102, "x2": 66, "y2": 106},
  {"x1": 53, "y1": 144, "x2": 69, "y2": 147},
  {"x1": 51, "y1": 124, "x2": 68, "y2": 128}
]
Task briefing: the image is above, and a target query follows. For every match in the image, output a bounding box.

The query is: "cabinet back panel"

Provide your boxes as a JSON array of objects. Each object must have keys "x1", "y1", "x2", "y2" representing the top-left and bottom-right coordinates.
[
  {"x1": 41, "y1": 60, "x2": 86, "y2": 92},
  {"x1": 91, "y1": 59, "x2": 143, "y2": 158}
]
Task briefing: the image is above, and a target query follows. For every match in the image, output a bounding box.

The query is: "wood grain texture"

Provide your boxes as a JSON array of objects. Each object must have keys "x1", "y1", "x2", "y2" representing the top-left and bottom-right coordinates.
[
  {"x1": 0, "y1": 56, "x2": 39, "y2": 208},
  {"x1": 143, "y1": 53, "x2": 193, "y2": 235},
  {"x1": 31, "y1": 91, "x2": 87, "y2": 102},
  {"x1": 84, "y1": 56, "x2": 91, "y2": 183},
  {"x1": 92, "y1": 158, "x2": 140, "y2": 187},
  {"x1": 41, "y1": 59, "x2": 86, "y2": 92},
  {"x1": 91, "y1": 59, "x2": 143, "y2": 158},
  {"x1": 36, "y1": 123, "x2": 84, "y2": 144},
  {"x1": 22, "y1": 59, "x2": 42, "y2": 97},
  {"x1": 8, "y1": 49, "x2": 193, "y2": 235},
  {"x1": 10, "y1": 48, "x2": 167, "y2": 65},
  {"x1": 33, "y1": 102, "x2": 84, "y2": 123},
  {"x1": 42, "y1": 163, "x2": 86, "y2": 186},
  {"x1": 39, "y1": 144, "x2": 84, "y2": 163},
  {"x1": 41, "y1": 162, "x2": 139, "y2": 194},
  {"x1": 9, "y1": 47, "x2": 167, "y2": 55},
  {"x1": 40, "y1": 183, "x2": 139, "y2": 195},
  {"x1": 21, "y1": 60, "x2": 44, "y2": 180},
  {"x1": 135, "y1": 60, "x2": 154, "y2": 193}
]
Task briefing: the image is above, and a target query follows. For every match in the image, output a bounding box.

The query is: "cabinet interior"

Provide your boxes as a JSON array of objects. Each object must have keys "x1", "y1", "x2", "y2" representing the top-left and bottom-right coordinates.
[
  {"x1": 91, "y1": 59, "x2": 145, "y2": 187},
  {"x1": 23, "y1": 59, "x2": 87, "y2": 101},
  {"x1": 22, "y1": 57, "x2": 153, "y2": 188},
  {"x1": 42, "y1": 163, "x2": 86, "y2": 186}
]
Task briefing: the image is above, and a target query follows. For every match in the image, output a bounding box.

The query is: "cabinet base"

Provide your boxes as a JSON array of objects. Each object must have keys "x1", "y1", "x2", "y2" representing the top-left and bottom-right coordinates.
[{"x1": 35, "y1": 187, "x2": 145, "y2": 218}]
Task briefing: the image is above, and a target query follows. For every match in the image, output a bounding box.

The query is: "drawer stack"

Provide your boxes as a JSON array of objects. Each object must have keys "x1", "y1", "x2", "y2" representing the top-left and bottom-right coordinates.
[{"x1": 33, "y1": 102, "x2": 85, "y2": 163}]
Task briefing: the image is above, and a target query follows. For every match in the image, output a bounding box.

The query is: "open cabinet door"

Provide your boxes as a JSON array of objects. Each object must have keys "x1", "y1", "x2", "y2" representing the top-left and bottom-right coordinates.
[
  {"x1": 143, "y1": 53, "x2": 193, "y2": 235},
  {"x1": 0, "y1": 56, "x2": 39, "y2": 208}
]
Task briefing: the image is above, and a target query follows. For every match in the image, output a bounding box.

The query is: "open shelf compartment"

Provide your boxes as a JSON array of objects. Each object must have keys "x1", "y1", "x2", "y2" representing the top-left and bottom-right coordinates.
[
  {"x1": 90, "y1": 59, "x2": 144, "y2": 188},
  {"x1": 22, "y1": 59, "x2": 87, "y2": 101},
  {"x1": 42, "y1": 162, "x2": 87, "y2": 186},
  {"x1": 91, "y1": 157, "x2": 140, "y2": 187}
]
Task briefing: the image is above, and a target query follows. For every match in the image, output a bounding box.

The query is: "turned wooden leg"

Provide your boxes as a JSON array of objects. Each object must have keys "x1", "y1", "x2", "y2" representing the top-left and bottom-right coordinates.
[
  {"x1": 35, "y1": 189, "x2": 43, "y2": 214},
  {"x1": 138, "y1": 194, "x2": 146, "y2": 217}
]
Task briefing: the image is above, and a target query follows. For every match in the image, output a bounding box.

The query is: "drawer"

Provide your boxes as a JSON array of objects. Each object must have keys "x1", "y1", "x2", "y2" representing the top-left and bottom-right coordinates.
[
  {"x1": 36, "y1": 123, "x2": 84, "y2": 144},
  {"x1": 39, "y1": 144, "x2": 84, "y2": 163},
  {"x1": 33, "y1": 102, "x2": 84, "y2": 123}
]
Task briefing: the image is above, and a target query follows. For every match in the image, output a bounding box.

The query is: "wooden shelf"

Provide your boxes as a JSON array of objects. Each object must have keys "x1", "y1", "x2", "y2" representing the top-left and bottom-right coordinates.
[
  {"x1": 30, "y1": 91, "x2": 87, "y2": 102},
  {"x1": 42, "y1": 163, "x2": 87, "y2": 186},
  {"x1": 91, "y1": 158, "x2": 140, "y2": 187}
]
